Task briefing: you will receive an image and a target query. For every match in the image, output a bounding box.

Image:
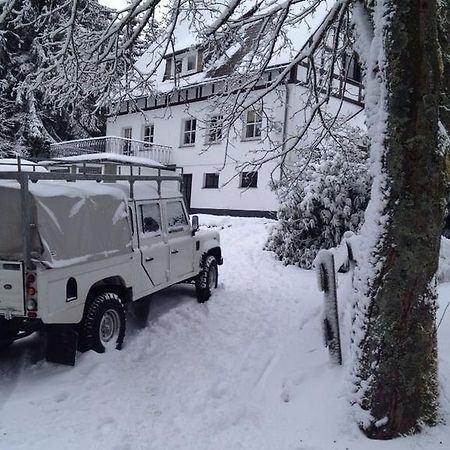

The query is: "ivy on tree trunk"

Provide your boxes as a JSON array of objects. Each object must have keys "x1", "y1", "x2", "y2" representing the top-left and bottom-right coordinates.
[{"x1": 353, "y1": 0, "x2": 445, "y2": 438}]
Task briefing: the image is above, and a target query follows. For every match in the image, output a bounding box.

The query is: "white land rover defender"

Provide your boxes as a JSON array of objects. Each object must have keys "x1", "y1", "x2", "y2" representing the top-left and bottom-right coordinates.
[{"x1": 0, "y1": 156, "x2": 222, "y2": 364}]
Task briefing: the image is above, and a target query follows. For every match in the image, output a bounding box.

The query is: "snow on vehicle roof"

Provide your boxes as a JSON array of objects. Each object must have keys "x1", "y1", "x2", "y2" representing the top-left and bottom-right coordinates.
[
  {"x1": 0, "y1": 158, "x2": 48, "y2": 172},
  {"x1": 0, "y1": 177, "x2": 181, "y2": 202},
  {"x1": 0, "y1": 179, "x2": 129, "y2": 200},
  {"x1": 43, "y1": 152, "x2": 164, "y2": 168}
]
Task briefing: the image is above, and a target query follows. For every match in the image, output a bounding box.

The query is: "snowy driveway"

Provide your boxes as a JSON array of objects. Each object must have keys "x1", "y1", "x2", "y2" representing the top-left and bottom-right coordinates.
[{"x1": 1, "y1": 216, "x2": 450, "y2": 450}]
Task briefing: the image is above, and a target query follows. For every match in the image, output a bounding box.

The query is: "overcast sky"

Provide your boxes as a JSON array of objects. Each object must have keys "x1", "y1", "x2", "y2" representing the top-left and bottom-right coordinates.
[{"x1": 98, "y1": 0, "x2": 128, "y2": 11}]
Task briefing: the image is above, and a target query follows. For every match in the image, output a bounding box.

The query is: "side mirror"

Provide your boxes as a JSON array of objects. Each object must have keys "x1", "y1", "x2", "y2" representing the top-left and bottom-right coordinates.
[{"x1": 191, "y1": 215, "x2": 199, "y2": 235}]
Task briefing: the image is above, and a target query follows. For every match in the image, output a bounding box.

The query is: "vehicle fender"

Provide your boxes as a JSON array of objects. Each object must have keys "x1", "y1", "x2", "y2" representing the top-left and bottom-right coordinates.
[{"x1": 195, "y1": 230, "x2": 223, "y2": 268}]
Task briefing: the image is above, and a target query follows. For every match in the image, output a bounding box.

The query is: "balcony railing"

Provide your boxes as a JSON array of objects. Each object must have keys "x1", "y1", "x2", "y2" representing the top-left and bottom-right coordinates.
[{"x1": 50, "y1": 136, "x2": 172, "y2": 166}]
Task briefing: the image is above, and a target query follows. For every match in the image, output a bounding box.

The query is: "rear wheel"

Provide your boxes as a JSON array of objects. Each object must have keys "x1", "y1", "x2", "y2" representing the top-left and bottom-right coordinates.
[
  {"x1": 0, "y1": 336, "x2": 15, "y2": 351},
  {"x1": 78, "y1": 293, "x2": 126, "y2": 353},
  {"x1": 0, "y1": 320, "x2": 18, "y2": 351},
  {"x1": 195, "y1": 255, "x2": 218, "y2": 303}
]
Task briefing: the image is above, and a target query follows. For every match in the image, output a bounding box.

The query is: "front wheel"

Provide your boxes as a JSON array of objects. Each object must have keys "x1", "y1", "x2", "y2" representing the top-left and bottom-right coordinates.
[
  {"x1": 78, "y1": 293, "x2": 126, "y2": 353},
  {"x1": 196, "y1": 255, "x2": 218, "y2": 303}
]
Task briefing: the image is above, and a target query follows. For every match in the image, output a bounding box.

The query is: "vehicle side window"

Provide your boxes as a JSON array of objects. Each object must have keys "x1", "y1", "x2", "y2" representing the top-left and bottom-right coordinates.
[
  {"x1": 128, "y1": 206, "x2": 134, "y2": 235},
  {"x1": 141, "y1": 203, "x2": 162, "y2": 235},
  {"x1": 166, "y1": 201, "x2": 189, "y2": 233}
]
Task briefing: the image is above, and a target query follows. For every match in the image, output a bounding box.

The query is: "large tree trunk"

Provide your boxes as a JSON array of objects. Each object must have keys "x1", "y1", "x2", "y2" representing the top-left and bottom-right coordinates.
[{"x1": 352, "y1": 0, "x2": 445, "y2": 438}]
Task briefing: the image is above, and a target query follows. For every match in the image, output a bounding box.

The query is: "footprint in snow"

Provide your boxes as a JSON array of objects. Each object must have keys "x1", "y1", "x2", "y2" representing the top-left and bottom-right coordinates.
[
  {"x1": 209, "y1": 380, "x2": 229, "y2": 400},
  {"x1": 54, "y1": 391, "x2": 69, "y2": 403},
  {"x1": 281, "y1": 379, "x2": 293, "y2": 403},
  {"x1": 98, "y1": 416, "x2": 116, "y2": 436}
]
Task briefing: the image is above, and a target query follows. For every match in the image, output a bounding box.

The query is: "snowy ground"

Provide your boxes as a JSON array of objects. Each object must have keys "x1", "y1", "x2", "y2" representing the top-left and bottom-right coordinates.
[{"x1": 1, "y1": 215, "x2": 450, "y2": 450}]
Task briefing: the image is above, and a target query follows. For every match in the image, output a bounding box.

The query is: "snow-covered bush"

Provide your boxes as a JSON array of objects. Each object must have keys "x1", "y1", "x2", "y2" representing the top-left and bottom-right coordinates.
[{"x1": 266, "y1": 125, "x2": 370, "y2": 269}]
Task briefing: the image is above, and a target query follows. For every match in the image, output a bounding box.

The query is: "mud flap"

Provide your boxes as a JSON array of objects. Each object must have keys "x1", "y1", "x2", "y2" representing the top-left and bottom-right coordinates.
[{"x1": 45, "y1": 327, "x2": 78, "y2": 366}]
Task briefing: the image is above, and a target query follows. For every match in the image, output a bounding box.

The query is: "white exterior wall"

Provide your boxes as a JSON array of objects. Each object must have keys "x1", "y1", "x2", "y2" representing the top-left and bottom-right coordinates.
[
  {"x1": 106, "y1": 73, "x2": 364, "y2": 216},
  {"x1": 107, "y1": 89, "x2": 286, "y2": 215}
]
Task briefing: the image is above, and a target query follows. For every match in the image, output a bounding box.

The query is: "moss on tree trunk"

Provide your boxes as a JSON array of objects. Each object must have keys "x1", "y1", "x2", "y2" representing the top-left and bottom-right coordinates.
[{"x1": 357, "y1": 0, "x2": 445, "y2": 438}]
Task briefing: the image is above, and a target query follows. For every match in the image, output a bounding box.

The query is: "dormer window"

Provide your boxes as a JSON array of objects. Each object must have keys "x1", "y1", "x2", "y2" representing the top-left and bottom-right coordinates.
[
  {"x1": 187, "y1": 54, "x2": 196, "y2": 72},
  {"x1": 164, "y1": 50, "x2": 203, "y2": 80},
  {"x1": 175, "y1": 59, "x2": 183, "y2": 74}
]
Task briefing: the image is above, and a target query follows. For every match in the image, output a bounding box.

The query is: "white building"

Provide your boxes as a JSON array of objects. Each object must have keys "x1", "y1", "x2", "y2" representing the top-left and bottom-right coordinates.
[{"x1": 55, "y1": 4, "x2": 364, "y2": 217}]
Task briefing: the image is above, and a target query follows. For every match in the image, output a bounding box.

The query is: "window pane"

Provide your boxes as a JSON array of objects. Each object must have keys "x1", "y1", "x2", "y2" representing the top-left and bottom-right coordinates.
[
  {"x1": 175, "y1": 59, "x2": 182, "y2": 73},
  {"x1": 183, "y1": 119, "x2": 196, "y2": 145},
  {"x1": 204, "y1": 173, "x2": 219, "y2": 188},
  {"x1": 185, "y1": 118, "x2": 196, "y2": 132},
  {"x1": 122, "y1": 128, "x2": 132, "y2": 155},
  {"x1": 240, "y1": 171, "x2": 258, "y2": 188},
  {"x1": 187, "y1": 54, "x2": 196, "y2": 71},
  {"x1": 244, "y1": 110, "x2": 262, "y2": 138},
  {"x1": 144, "y1": 125, "x2": 154, "y2": 143},
  {"x1": 141, "y1": 203, "x2": 161, "y2": 234},
  {"x1": 208, "y1": 115, "x2": 223, "y2": 142},
  {"x1": 128, "y1": 206, "x2": 134, "y2": 235},
  {"x1": 246, "y1": 124, "x2": 255, "y2": 139},
  {"x1": 167, "y1": 201, "x2": 188, "y2": 231}
]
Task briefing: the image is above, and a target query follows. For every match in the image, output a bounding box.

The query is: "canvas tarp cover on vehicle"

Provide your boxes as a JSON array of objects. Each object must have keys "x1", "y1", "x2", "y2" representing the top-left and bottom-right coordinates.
[{"x1": 0, "y1": 181, "x2": 132, "y2": 267}]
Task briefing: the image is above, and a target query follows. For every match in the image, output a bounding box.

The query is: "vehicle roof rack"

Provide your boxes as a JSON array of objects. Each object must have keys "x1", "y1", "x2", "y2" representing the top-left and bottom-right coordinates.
[{"x1": 0, "y1": 155, "x2": 184, "y2": 197}]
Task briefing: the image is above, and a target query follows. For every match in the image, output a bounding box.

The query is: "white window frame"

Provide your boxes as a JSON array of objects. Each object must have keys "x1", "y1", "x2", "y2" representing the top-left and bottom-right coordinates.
[
  {"x1": 122, "y1": 127, "x2": 132, "y2": 139},
  {"x1": 142, "y1": 124, "x2": 154, "y2": 145},
  {"x1": 171, "y1": 52, "x2": 198, "y2": 78},
  {"x1": 174, "y1": 58, "x2": 183, "y2": 75},
  {"x1": 122, "y1": 127, "x2": 132, "y2": 155},
  {"x1": 206, "y1": 115, "x2": 224, "y2": 144},
  {"x1": 181, "y1": 118, "x2": 197, "y2": 146},
  {"x1": 243, "y1": 109, "x2": 262, "y2": 140},
  {"x1": 186, "y1": 53, "x2": 197, "y2": 73}
]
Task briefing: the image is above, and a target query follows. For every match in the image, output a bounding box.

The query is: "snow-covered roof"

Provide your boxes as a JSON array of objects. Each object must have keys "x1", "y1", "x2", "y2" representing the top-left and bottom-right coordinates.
[{"x1": 135, "y1": 1, "x2": 331, "y2": 94}]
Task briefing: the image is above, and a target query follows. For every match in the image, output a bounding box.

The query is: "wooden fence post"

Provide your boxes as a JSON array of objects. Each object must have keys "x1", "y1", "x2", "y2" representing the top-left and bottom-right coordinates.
[{"x1": 316, "y1": 250, "x2": 342, "y2": 365}]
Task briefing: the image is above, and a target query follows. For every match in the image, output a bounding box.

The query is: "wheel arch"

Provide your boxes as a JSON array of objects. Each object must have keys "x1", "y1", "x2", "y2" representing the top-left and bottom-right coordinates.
[
  {"x1": 86, "y1": 276, "x2": 132, "y2": 305},
  {"x1": 206, "y1": 246, "x2": 222, "y2": 265}
]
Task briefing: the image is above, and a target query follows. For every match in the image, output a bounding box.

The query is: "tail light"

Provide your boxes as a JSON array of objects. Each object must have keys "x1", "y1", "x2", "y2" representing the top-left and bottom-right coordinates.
[{"x1": 25, "y1": 271, "x2": 37, "y2": 316}]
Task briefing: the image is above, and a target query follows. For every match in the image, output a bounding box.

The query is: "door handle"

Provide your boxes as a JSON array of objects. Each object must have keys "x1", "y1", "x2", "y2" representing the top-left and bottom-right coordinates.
[
  {"x1": 145, "y1": 257, "x2": 154, "y2": 262},
  {"x1": 171, "y1": 249, "x2": 179, "y2": 255}
]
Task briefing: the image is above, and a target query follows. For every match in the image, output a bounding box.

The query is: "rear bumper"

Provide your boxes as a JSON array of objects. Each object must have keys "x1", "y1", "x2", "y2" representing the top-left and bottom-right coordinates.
[{"x1": 0, "y1": 316, "x2": 44, "y2": 333}]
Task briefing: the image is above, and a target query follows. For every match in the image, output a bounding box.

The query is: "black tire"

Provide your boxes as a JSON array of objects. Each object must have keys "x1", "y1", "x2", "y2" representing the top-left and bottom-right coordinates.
[
  {"x1": 0, "y1": 321, "x2": 18, "y2": 352},
  {"x1": 78, "y1": 293, "x2": 126, "y2": 353},
  {"x1": 195, "y1": 255, "x2": 218, "y2": 303},
  {"x1": 0, "y1": 337, "x2": 15, "y2": 352}
]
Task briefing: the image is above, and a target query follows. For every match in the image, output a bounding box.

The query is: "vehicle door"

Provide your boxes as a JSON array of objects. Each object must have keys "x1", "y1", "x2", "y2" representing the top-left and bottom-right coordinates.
[
  {"x1": 164, "y1": 199, "x2": 195, "y2": 280},
  {"x1": 138, "y1": 201, "x2": 169, "y2": 286}
]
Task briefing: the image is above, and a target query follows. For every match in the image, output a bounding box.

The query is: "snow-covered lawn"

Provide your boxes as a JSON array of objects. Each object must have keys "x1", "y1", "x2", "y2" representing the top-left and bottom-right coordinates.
[{"x1": 1, "y1": 216, "x2": 450, "y2": 450}]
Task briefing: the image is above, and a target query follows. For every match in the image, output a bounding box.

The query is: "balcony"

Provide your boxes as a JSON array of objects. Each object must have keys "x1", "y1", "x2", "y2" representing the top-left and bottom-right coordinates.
[{"x1": 50, "y1": 136, "x2": 172, "y2": 166}]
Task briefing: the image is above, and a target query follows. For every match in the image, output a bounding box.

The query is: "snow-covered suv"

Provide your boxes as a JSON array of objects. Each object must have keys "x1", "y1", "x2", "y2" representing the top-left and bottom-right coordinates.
[{"x1": 0, "y1": 155, "x2": 222, "y2": 364}]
